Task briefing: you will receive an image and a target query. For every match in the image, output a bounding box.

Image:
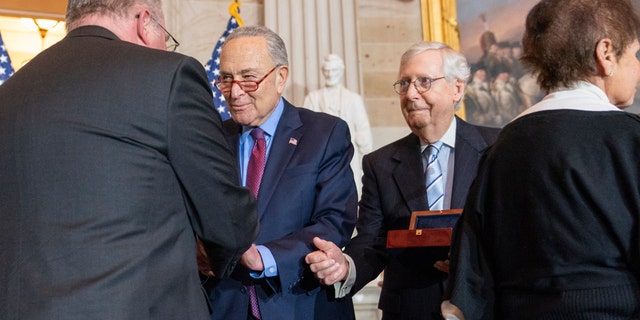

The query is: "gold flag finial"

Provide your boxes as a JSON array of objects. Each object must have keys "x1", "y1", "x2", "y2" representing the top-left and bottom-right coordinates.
[{"x1": 229, "y1": 0, "x2": 244, "y2": 27}]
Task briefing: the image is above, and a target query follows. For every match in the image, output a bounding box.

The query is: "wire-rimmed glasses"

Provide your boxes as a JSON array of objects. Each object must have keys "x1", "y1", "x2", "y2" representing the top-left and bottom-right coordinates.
[
  {"x1": 149, "y1": 16, "x2": 180, "y2": 52},
  {"x1": 135, "y1": 14, "x2": 180, "y2": 52},
  {"x1": 393, "y1": 76, "x2": 445, "y2": 95}
]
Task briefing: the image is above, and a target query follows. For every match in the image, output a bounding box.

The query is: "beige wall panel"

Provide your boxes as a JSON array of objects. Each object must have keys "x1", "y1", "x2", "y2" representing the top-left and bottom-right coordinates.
[
  {"x1": 357, "y1": 0, "x2": 420, "y2": 18},
  {"x1": 366, "y1": 98, "x2": 405, "y2": 127},
  {"x1": 357, "y1": 0, "x2": 422, "y2": 140},
  {"x1": 358, "y1": 17, "x2": 422, "y2": 43},
  {"x1": 360, "y1": 43, "x2": 410, "y2": 72},
  {"x1": 164, "y1": 0, "x2": 264, "y2": 65},
  {"x1": 362, "y1": 71, "x2": 397, "y2": 98}
]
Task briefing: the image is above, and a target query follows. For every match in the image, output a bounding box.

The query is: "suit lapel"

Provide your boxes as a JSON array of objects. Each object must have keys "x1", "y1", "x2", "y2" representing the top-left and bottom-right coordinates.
[
  {"x1": 392, "y1": 134, "x2": 430, "y2": 213},
  {"x1": 451, "y1": 116, "x2": 490, "y2": 208},
  {"x1": 258, "y1": 101, "x2": 302, "y2": 217}
]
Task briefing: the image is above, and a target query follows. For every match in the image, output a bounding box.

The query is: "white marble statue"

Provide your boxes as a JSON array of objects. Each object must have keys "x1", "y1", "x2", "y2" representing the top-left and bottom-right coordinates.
[{"x1": 303, "y1": 54, "x2": 373, "y2": 197}]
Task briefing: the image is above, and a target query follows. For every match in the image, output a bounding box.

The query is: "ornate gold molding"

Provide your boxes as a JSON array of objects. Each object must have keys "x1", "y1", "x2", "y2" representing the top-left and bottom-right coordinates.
[
  {"x1": 420, "y1": 0, "x2": 460, "y2": 50},
  {"x1": 421, "y1": 0, "x2": 465, "y2": 118}
]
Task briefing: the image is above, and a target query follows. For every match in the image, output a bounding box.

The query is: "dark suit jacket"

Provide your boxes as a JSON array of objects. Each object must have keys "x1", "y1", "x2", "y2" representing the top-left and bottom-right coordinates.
[
  {"x1": 340, "y1": 117, "x2": 499, "y2": 319},
  {"x1": 208, "y1": 100, "x2": 358, "y2": 320},
  {"x1": 0, "y1": 26, "x2": 258, "y2": 320}
]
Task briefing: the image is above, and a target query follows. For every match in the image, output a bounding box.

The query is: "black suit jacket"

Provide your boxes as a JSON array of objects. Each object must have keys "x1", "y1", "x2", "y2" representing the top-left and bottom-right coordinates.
[
  {"x1": 0, "y1": 26, "x2": 258, "y2": 320},
  {"x1": 340, "y1": 117, "x2": 499, "y2": 319},
  {"x1": 208, "y1": 100, "x2": 358, "y2": 320}
]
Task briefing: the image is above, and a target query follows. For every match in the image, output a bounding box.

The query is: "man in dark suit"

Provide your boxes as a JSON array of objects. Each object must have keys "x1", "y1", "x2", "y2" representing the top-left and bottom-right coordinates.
[
  {"x1": 306, "y1": 41, "x2": 500, "y2": 319},
  {"x1": 202, "y1": 25, "x2": 358, "y2": 320},
  {"x1": 0, "y1": 1, "x2": 258, "y2": 319}
]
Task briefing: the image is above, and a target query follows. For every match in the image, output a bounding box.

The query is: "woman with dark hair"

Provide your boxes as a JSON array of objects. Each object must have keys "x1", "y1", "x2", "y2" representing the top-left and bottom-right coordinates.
[{"x1": 443, "y1": 0, "x2": 640, "y2": 319}]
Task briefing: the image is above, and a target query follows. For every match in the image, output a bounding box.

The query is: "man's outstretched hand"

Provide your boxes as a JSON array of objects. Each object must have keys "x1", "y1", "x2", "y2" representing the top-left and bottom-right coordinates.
[{"x1": 305, "y1": 237, "x2": 349, "y2": 285}]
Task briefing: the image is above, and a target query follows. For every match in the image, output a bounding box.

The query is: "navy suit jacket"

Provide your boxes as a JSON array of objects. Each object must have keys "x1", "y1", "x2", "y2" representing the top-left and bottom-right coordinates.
[
  {"x1": 208, "y1": 100, "x2": 358, "y2": 320},
  {"x1": 337, "y1": 117, "x2": 500, "y2": 319}
]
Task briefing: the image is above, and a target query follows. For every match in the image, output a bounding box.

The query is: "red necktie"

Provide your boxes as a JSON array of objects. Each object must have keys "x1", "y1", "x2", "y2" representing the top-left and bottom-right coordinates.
[
  {"x1": 246, "y1": 127, "x2": 265, "y2": 319},
  {"x1": 246, "y1": 128, "x2": 266, "y2": 198}
]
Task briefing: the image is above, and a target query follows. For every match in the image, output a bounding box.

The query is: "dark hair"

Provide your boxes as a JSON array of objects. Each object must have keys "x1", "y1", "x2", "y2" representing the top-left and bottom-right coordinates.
[{"x1": 521, "y1": 0, "x2": 640, "y2": 92}]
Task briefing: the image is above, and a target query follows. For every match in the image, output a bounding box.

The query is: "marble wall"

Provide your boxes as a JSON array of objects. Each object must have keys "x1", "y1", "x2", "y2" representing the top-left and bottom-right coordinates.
[
  {"x1": 163, "y1": 0, "x2": 265, "y2": 65},
  {"x1": 164, "y1": 0, "x2": 421, "y2": 149}
]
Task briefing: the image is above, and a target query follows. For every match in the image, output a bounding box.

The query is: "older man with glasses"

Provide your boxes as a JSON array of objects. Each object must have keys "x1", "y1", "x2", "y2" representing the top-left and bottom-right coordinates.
[
  {"x1": 305, "y1": 41, "x2": 500, "y2": 320},
  {"x1": 0, "y1": 1, "x2": 259, "y2": 320},
  {"x1": 199, "y1": 25, "x2": 358, "y2": 320}
]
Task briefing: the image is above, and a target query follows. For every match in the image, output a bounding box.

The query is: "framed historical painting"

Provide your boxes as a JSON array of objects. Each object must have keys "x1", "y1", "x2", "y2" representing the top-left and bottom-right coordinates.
[
  {"x1": 437, "y1": 0, "x2": 640, "y2": 126},
  {"x1": 455, "y1": 0, "x2": 541, "y2": 128}
]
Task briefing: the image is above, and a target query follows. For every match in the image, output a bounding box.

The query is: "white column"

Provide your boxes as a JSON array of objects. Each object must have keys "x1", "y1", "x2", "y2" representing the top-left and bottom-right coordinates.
[{"x1": 264, "y1": 0, "x2": 361, "y2": 107}]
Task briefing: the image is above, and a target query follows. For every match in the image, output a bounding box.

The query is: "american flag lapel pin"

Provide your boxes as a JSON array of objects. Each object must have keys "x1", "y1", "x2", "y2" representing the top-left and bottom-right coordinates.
[{"x1": 288, "y1": 137, "x2": 298, "y2": 146}]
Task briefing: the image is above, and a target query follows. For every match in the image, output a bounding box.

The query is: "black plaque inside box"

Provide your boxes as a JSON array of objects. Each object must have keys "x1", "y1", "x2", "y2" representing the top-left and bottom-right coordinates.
[{"x1": 410, "y1": 209, "x2": 462, "y2": 229}]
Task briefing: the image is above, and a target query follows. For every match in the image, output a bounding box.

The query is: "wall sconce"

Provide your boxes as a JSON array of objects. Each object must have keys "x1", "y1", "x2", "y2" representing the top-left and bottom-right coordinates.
[
  {"x1": 33, "y1": 19, "x2": 60, "y2": 37},
  {"x1": 33, "y1": 18, "x2": 60, "y2": 50},
  {"x1": 20, "y1": 18, "x2": 60, "y2": 50}
]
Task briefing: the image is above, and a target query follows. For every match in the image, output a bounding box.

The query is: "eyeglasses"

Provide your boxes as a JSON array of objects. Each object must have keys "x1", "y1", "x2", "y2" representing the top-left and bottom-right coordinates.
[
  {"x1": 214, "y1": 66, "x2": 279, "y2": 93},
  {"x1": 150, "y1": 16, "x2": 180, "y2": 52},
  {"x1": 135, "y1": 14, "x2": 180, "y2": 52},
  {"x1": 393, "y1": 76, "x2": 445, "y2": 95}
]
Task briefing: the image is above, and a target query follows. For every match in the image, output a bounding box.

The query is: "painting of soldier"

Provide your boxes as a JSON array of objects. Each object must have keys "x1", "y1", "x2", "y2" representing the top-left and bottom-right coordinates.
[
  {"x1": 458, "y1": 0, "x2": 544, "y2": 127},
  {"x1": 459, "y1": 0, "x2": 640, "y2": 125}
]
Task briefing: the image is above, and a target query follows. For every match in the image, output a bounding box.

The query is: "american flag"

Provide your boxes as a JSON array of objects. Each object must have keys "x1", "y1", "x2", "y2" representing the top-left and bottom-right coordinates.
[
  {"x1": 0, "y1": 32, "x2": 15, "y2": 86},
  {"x1": 204, "y1": 14, "x2": 241, "y2": 121}
]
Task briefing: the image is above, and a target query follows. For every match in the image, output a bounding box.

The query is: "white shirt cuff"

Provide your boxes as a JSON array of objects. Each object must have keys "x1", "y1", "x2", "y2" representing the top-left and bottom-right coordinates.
[{"x1": 332, "y1": 253, "x2": 356, "y2": 298}]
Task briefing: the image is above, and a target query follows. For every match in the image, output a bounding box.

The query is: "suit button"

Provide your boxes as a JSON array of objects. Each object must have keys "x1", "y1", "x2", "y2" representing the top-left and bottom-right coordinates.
[{"x1": 240, "y1": 287, "x2": 247, "y2": 294}]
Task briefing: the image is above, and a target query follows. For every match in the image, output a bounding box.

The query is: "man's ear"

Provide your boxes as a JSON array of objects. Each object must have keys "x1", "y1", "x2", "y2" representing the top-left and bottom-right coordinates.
[
  {"x1": 134, "y1": 10, "x2": 152, "y2": 47},
  {"x1": 453, "y1": 79, "x2": 465, "y2": 103},
  {"x1": 595, "y1": 38, "x2": 616, "y2": 77},
  {"x1": 276, "y1": 66, "x2": 289, "y2": 94}
]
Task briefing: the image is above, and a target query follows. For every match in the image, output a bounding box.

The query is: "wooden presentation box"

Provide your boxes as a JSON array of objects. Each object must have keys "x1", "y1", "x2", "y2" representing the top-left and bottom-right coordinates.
[{"x1": 386, "y1": 209, "x2": 462, "y2": 248}]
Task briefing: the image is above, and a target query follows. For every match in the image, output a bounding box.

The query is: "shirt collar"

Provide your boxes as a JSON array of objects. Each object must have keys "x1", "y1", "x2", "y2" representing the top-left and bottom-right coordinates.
[
  {"x1": 440, "y1": 117, "x2": 456, "y2": 149},
  {"x1": 420, "y1": 116, "x2": 456, "y2": 151},
  {"x1": 512, "y1": 81, "x2": 620, "y2": 121}
]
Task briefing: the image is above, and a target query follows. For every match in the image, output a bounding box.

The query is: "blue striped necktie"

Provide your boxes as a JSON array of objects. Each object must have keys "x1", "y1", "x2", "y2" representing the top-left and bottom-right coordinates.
[{"x1": 424, "y1": 142, "x2": 444, "y2": 210}]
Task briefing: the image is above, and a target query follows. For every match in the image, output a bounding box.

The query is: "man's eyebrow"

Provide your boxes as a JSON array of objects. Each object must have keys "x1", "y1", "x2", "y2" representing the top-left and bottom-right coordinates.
[{"x1": 220, "y1": 68, "x2": 261, "y2": 77}]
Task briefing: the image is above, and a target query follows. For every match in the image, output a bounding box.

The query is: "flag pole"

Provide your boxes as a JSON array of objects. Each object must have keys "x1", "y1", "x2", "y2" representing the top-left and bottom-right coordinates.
[
  {"x1": 229, "y1": 0, "x2": 244, "y2": 27},
  {"x1": 204, "y1": 0, "x2": 245, "y2": 120}
]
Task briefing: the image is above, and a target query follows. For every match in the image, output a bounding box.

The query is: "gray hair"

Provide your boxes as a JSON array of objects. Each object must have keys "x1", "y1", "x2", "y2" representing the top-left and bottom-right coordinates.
[
  {"x1": 66, "y1": 0, "x2": 162, "y2": 31},
  {"x1": 400, "y1": 41, "x2": 470, "y2": 108},
  {"x1": 224, "y1": 25, "x2": 289, "y2": 67}
]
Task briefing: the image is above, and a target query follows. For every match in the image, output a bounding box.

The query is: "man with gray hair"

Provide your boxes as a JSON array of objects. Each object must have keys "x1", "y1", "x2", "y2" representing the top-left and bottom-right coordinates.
[
  {"x1": 0, "y1": 1, "x2": 258, "y2": 319},
  {"x1": 202, "y1": 25, "x2": 357, "y2": 320},
  {"x1": 305, "y1": 41, "x2": 500, "y2": 319}
]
